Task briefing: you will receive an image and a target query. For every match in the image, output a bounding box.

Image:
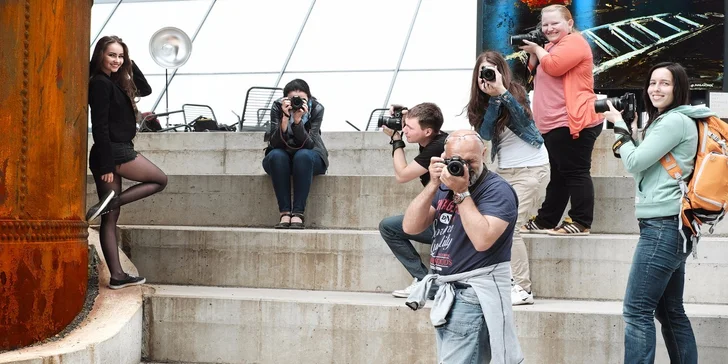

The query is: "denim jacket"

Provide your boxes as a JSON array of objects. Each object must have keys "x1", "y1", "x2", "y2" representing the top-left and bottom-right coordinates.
[{"x1": 478, "y1": 90, "x2": 543, "y2": 162}]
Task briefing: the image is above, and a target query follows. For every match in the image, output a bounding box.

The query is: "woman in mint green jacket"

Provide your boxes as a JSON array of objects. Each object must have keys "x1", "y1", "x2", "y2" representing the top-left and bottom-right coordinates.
[{"x1": 604, "y1": 62, "x2": 715, "y2": 364}]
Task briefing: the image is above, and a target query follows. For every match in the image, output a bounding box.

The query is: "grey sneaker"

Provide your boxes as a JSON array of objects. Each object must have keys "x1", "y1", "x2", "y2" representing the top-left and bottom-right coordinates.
[{"x1": 392, "y1": 278, "x2": 419, "y2": 298}]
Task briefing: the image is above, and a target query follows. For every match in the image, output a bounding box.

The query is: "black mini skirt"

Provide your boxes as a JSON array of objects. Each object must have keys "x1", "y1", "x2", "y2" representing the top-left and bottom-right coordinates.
[{"x1": 89, "y1": 141, "x2": 138, "y2": 172}]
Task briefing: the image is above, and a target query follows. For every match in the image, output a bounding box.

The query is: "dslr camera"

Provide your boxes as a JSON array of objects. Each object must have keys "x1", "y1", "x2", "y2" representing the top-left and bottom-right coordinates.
[
  {"x1": 290, "y1": 96, "x2": 306, "y2": 111},
  {"x1": 595, "y1": 92, "x2": 637, "y2": 123},
  {"x1": 510, "y1": 29, "x2": 549, "y2": 47},
  {"x1": 444, "y1": 156, "x2": 466, "y2": 177},
  {"x1": 378, "y1": 106, "x2": 407, "y2": 131},
  {"x1": 480, "y1": 67, "x2": 496, "y2": 82}
]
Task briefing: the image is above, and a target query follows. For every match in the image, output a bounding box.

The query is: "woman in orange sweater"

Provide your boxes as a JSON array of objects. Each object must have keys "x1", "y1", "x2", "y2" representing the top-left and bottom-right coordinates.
[{"x1": 518, "y1": 4, "x2": 603, "y2": 235}]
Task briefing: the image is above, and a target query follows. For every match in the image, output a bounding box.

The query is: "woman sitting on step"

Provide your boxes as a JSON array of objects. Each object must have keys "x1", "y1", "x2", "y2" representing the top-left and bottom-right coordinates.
[
  {"x1": 605, "y1": 62, "x2": 716, "y2": 364},
  {"x1": 263, "y1": 79, "x2": 329, "y2": 229}
]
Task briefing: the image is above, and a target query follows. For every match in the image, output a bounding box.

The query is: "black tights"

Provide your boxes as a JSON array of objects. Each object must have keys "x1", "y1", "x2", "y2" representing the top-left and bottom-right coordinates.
[{"x1": 93, "y1": 154, "x2": 167, "y2": 280}]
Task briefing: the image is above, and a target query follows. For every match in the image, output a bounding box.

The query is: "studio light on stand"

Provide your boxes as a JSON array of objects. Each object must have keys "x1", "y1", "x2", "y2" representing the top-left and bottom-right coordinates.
[{"x1": 149, "y1": 27, "x2": 192, "y2": 127}]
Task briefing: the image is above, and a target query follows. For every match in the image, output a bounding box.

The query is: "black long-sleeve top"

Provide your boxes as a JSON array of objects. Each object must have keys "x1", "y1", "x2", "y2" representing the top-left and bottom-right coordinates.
[
  {"x1": 88, "y1": 61, "x2": 151, "y2": 174},
  {"x1": 267, "y1": 97, "x2": 329, "y2": 168}
]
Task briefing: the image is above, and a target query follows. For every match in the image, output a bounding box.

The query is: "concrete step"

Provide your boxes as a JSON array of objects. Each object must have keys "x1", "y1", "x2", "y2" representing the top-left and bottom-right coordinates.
[
  {"x1": 87, "y1": 130, "x2": 626, "y2": 176},
  {"x1": 122, "y1": 227, "x2": 728, "y2": 304},
  {"x1": 89, "y1": 174, "x2": 728, "y2": 235},
  {"x1": 525, "y1": 234, "x2": 728, "y2": 304},
  {"x1": 143, "y1": 285, "x2": 728, "y2": 364},
  {"x1": 121, "y1": 226, "x2": 427, "y2": 293}
]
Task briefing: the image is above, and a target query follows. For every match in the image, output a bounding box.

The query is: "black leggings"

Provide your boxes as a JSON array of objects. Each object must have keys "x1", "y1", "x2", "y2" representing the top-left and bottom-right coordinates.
[
  {"x1": 92, "y1": 154, "x2": 167, "y2": 279},
  {"x1": 535, "y1": 123, "x2": 602, "y2": 228}
]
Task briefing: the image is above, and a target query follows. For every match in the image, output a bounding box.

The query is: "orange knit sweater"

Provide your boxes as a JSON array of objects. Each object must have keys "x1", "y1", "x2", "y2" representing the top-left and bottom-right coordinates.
[{"x1": 539, "y1": 33, "x2": 600, "y2": 138}]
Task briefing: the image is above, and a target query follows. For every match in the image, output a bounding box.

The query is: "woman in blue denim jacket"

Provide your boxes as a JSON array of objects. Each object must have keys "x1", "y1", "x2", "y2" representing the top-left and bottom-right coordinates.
[{"x1": 466, "y1": 51, "x2": 550, "y2": 306}]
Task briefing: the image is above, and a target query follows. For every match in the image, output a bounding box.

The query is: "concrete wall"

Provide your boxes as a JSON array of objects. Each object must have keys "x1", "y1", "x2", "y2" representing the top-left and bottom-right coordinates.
[
  {"x1": 87, "y1": 130, "x2": 627, "y2": 176},
  {"x1": 143, "y1": 286, "x2": 728, "y2": 364},
  {"x1": 88, "y1": 175, "x2": 728, "y2": 235},
  {"x1": 121, "y1": 227, "x2": 728, "y2": 304}
]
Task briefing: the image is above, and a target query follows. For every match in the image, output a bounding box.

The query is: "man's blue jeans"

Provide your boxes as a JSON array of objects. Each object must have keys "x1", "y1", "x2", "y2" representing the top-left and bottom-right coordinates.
[
  {"x1": 379, "y1": 214, "x2": 433, "y2": 280},
  {"x1": 623, "y1": 216, "x2": 697, "y2": 364},
  {"x1": 262, "y1": 148, "x2": 326, "y2": 214},
  {"x1": 435, "y1": 286, "x2": 490, "y2": 363}
]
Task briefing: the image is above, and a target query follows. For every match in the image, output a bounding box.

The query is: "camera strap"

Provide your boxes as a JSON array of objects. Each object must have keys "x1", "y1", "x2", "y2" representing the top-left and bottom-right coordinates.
[
  {"x1": 611, "y1": 126, "x2": 633, "y2": 159},
  {"x1": 278, "y1": 121, "x2": 311, "y2": 151}
]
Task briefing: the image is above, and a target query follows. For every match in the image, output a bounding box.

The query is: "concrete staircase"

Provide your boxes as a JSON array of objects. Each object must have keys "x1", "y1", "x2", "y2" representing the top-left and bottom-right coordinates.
[{"x1": 95, "y1": 132, "x2": 728, "y2": 363}]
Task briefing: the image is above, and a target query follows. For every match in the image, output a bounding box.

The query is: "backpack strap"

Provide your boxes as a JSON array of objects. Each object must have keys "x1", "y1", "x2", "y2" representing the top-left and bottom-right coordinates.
[
  {"x1": 661, "y1": 152, "x2": 698, "y2": 255},
  {"x1": 659, "y1": 152, "x2": 683, "y2": 180}
]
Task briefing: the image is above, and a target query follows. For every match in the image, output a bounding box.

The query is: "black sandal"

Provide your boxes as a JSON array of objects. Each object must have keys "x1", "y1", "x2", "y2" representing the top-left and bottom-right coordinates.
[
  {"x1": 290, "y1": 213, "x2": 305, "y2": 229},
  {"x1": 274, "y1": 213, "x2": 291, "y2": 229}
]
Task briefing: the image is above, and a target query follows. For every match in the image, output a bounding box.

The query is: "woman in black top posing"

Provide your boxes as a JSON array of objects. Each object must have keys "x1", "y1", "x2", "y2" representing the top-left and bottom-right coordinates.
[{"x1": 86, "y1": 36, "x2": 167, "y2": 289}]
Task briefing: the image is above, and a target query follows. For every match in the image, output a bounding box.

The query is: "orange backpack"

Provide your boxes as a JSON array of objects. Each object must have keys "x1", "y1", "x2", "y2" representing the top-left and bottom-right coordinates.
[{"x1": 660, "y1": 115, "x2": 728, "y2": 248}]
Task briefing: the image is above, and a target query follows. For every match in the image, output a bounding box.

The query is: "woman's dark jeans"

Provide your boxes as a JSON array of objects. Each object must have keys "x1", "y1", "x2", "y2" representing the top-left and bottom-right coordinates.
[
  {"x1": 623, "y1": 216, "x2": 697, "y2": 364},
  {"x1": 535, "y1": 123, "x2": 602, "y2": 228},
  {"x1": 262, "y1": 148, "x2": 326, "y2": 214}
]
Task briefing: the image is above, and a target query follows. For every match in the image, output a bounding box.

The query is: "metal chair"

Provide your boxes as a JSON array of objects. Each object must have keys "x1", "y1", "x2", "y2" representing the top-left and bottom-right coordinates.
[
  {"x1": 236, "y1": 86, "x2": 283, "y2": 132},
  {"x1": 365, "y1": 108, "x2": 389, "y2": 131},
  {"x1": 183, "y1": 104, "x2": 217, "y2": 127}
]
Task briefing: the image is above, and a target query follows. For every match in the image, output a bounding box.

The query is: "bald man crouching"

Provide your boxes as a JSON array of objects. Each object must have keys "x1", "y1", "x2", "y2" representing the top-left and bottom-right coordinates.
[{"x1": 403, "y1": 130, "x2": 524, "y2": 364}]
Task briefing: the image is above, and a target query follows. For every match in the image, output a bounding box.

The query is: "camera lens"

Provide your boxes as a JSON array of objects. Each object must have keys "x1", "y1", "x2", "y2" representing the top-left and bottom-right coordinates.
[
  {"x1": 510, "y1": 35, "x2": 525, "y2": 46},
  {"x1": 378, "y1": 116, "x2": 402, "y2": 131},
  {"x1": 480, "y1": 68, "x2": 496, "y2": 82},
  {"x1": 594, "y1": 96, "x2": 623, "y2": 113},
  {"x1": 291, "y1": 96, "x2": 304, "y2": 110},
  {"x1": 377, "y1": 115, "x2": 389, "y2": 128},
  {"x1": 447, "y1": 160, "x2": 465, "y2": 177}
]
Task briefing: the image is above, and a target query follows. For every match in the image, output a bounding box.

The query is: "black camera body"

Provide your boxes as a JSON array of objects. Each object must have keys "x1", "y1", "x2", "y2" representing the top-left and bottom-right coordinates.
[
  {"x1": 480, "y1": 67, "x2": 496, "y2": 82},
  {"x1": 595, "y1": 92, "x2": 637, "y2": 123},
  {"x1": 378, "y1": 106, "x2": 406, "y2": 131},
  {"x1": 290, "y1": 96, "x2": 305, "y2": 111},
  {"x1": 510, "y1": 29, "x2": 549, "y2": 47},
  {"x1": 444, "y1": 156, "x2": 466, "y2": 177}
]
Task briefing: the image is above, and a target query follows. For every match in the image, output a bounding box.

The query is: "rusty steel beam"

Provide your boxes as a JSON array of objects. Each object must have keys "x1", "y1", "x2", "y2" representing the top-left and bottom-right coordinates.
[{"x1": 0, "y1": 0, "x2": 92, "y2": 350}]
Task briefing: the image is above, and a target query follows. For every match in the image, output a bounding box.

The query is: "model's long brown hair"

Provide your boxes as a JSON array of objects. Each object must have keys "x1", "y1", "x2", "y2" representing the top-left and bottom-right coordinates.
[
  {"x1": 90, "y1": 36, "x2": 138, "y2": 112},
  {"x1": 466, "y1": 51, "x2": 532, "y2": 134}
]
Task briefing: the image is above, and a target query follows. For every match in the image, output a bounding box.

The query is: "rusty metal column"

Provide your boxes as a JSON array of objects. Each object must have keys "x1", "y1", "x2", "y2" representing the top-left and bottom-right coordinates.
[{"x1": 0, "y1": 0, "x2": 92, "y2": 350}]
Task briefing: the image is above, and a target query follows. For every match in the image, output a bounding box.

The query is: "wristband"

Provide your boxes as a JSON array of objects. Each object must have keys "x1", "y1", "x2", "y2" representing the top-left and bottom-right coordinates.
[{"x1": 391, "y1": 140, "x2": 406, "y2": 156}]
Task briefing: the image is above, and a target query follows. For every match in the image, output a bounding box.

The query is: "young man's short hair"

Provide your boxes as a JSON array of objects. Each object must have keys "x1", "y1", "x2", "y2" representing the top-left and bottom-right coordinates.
[{"x1": 407, "y1": 102, "x2": 444, "y2": 133}]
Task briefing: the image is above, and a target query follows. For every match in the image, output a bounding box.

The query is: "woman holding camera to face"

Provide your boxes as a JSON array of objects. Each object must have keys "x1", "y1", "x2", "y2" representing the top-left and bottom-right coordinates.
[
  {"x1": 468, "y1": 51, "x2": 549, "y2": 306},
  {"x1": 263, "y1": 79, "x2": 328, "y2": 229},
  {"x1": 518, "y1": 4, "x2": 603, "y2": 236},
  {"x1": 604, "y1": 62, "x2": 715, "y2": 364}
]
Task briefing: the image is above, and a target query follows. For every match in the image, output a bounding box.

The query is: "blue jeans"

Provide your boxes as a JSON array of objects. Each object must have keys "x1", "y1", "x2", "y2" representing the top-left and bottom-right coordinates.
[
  {"x1": 435, "y1": 287, "x2": 490, "y2": 363},
  {"x1": 379, "y1": 214, "x2": 433, "y2": 280},
  {"x1": 623, "y1": 216, "x2": 697, "y2": 364},
  {"x1": 262, "y1": 148, "x2": 326, "y2": 214}
]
